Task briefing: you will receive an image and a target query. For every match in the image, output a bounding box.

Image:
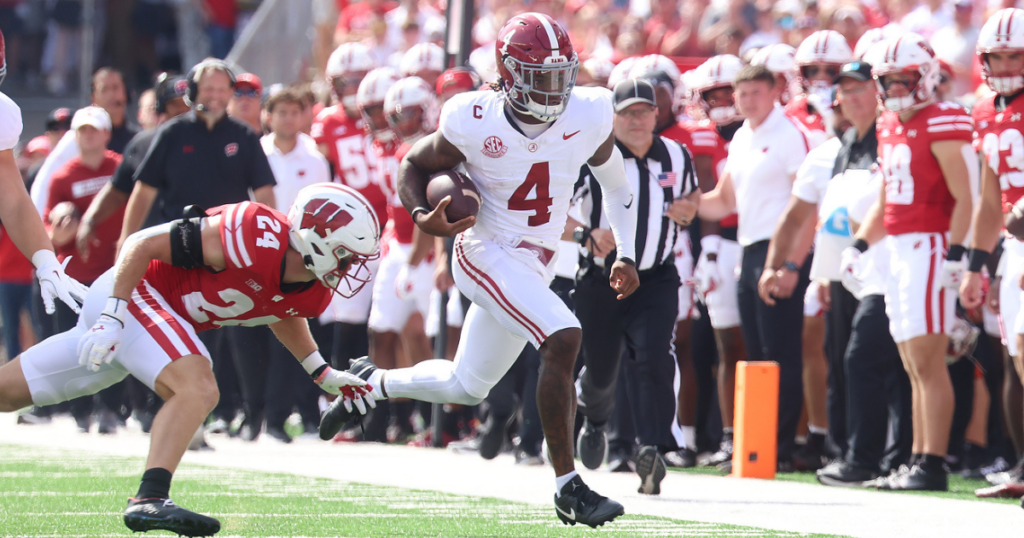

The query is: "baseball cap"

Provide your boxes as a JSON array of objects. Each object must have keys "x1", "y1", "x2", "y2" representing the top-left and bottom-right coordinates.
[
  {"x1": 613, "y1": 78, "x2": 657, "y2": 112},
  {"x1": 155, "y1": 74, "x2": 188, "y2": 113},
  {"x1": 236, "y1": 73, "x2": 263, "y2": 93},
  {"x1": 834, "y1": 61, "x2": 873, "y2": 84},
  {"x1": 71, "y1": 106, "x2": 112, "y2": 131},
  {"x1": 45, "y1": 107, "x2": 72, "y2": 131}
]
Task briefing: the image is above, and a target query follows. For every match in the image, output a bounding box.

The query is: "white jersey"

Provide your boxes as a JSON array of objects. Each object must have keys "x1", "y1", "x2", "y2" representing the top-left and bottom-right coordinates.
[
  {"x1": 439, "y1": 87, "x2": 613, "y2": 245},
  {"x1": 0, "y1": 91, "x2": 23, "y2": 151}
]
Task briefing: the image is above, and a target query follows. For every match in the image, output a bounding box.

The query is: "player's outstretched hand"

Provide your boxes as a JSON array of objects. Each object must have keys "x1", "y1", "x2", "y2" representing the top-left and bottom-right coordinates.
[
  {"x1": 415, "y1": 196, "x2": 476, "y2": 238},
  {"x1": 34, "y1": 250, "x2": 88, "y2": 314},
  {"x1": 316, "y1": 368, "x2": 376, "y2": 415},
  {"x1": 609, "y1": 260, "x2": 639, "y2": 300},
  {"x1": 959, "y1": 271, "x2": 985, "y2": 310}
]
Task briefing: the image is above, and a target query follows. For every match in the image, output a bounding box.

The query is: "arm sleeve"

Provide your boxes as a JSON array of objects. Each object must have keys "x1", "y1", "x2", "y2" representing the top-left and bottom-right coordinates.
[
  {"x1": 589, "y1": 145, "x2": 637, "y2": 260},
  {"x1": 246, "y1": 131, "x2": 277, "y2": 189},
  {"x1": 133, "y1": 126, "x2": 170, "y2": 188}
]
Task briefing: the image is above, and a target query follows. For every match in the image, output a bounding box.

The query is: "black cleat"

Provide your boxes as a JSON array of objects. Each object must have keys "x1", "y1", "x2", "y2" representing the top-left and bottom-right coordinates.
[
  {"x1": 577, "y1": 418, "x2": 607, "y2": 470},
  {"x1": 664, "y1": 448, "x2": 697, "y2": 468},
  {"x1": 123, "y1": 497, "x2": 220, "y2": 537},
  {"x1": 318, "y1": 357, "x2": 378, "y2": 441},
  {"x1": 876, "y1": 463, "x2": 947, "y2": 491},
  {"x1": 636, "y1": 446, "x2": 666, "y2": 495},
  {"x1": 704, "y1": 433, "x2": 733, "y2": 467},
  {"x1": 816, "y1": 460, "x2": 879, "y2": 488},
  {"x1": 554, "y1": 475, "x2": 624, "y2": 528}
]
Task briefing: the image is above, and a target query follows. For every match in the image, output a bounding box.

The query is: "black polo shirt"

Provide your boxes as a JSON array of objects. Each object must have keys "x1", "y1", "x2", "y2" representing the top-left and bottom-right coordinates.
[
  {"x1": 110, "y1": 120, "x2": 140, "y2": 155},
  {"x1": 133, "y1": 111, "x2": 275, "y2": 225},
  {"x1": 832, "y1": 123, "x2": 878, "y2": 177},
  {"x1": 112, "y1": 128, "x2": 159, "y2": 195}
]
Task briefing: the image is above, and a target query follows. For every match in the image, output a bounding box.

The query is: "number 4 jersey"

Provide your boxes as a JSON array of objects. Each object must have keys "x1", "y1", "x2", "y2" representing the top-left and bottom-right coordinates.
[
  {"x1": 144, "y1": 201, "x2": 332, "y2": 332},
  {"x1": 974, "y1": 93, "x2": 1024, "y2": 213},
  {"x1": 877, "y1": 101, "x2": 973, "y2": 236},
  {"x1": 439, "y1": 87, "x2": 613, "y2": 245}
]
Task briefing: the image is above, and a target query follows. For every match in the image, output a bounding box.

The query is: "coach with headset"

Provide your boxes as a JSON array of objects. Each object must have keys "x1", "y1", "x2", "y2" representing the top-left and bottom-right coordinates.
[{"x1": 118, "y1": 58, "x2": 277, "y2": 442}]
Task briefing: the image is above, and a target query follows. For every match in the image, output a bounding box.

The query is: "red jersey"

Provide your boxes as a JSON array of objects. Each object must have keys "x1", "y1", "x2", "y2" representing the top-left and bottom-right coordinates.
[
  {"x1": 144, "y1": 202, "x2": 332, "y2": 332},
  {"x1": 974, "y1": 94, "x2": 1024, "y2": 212},
  {"x1": 877, "y1": 102, "x2": 973, "y2": 235},
  {"x1": 663, "y1": 120, "x2": 738, "y2": 228},
  {"x1": 376, "y1": 138, "x2": 414, "y2": 245},
  {"x1": 44, "y1": 151, "x2": 124, "y2": 284},
  {"x1": 0, "y1": 225, "x2": 33, "y2": 285},
  {"x1": 785, "y1": 95, "x2": 826, "y2": 136},
  {"x1": 312, "y1": 105, "x2": 388, "y2": 226}
]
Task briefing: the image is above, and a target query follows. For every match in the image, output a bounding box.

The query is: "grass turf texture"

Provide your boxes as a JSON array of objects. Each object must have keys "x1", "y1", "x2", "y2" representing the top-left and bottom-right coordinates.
[
  {"x1": 670, "y1": 465, "x2": 1019, "y2": 504},
  {"x1": 0, "y1": 444, "x2": 840, "y2": 538}
]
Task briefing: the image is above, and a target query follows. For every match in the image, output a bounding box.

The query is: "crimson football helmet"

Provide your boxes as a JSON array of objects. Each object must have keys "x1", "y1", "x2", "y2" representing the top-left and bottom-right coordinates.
[
  {"x1": 495, "y1": 12, "x2": 579, "y2": 122},
  {"x1": 978, "y1": 8, "x2": 1024, "y2": 95},
  {"x1": 869, "y1": 33, "x2": 940, "y2": 113},
  {"x1": 436, "y1": 66, "x2": 481, "y2": 101},
  {"x1": 288, "y1": 183, "x2": 380, "y2": 298}
]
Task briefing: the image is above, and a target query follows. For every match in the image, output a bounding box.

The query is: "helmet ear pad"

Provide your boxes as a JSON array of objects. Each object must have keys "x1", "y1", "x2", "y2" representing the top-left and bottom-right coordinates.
[{"x1": 185, "y1": 59, "x2": 237, "y2": 107}]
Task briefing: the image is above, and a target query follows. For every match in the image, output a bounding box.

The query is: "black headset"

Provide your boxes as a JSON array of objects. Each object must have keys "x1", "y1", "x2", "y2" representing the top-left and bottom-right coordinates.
[{"x1": 184, "y1": 59, "x2": 237, "y2": 108}]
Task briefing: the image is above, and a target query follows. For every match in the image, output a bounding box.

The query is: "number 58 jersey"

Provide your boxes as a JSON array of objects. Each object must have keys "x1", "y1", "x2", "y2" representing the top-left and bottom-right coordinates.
[
  {"x1": 144, "y1": 201, "x2": 332, "y2": 332},
  {"x1": 439, "y1": 87, "x2": 613, "y2": 245},
  {"x1": 877, "y1": 102, "x2": 973, "y2": 236},
  {"x1": 974, "y1": 94, "x2": 1024, "y2": 213}
]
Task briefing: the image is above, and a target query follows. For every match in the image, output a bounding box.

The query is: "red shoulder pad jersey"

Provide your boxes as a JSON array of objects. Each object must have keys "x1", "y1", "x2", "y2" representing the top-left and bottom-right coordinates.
[
  {"x1": 785, "y1": 94, "x2": 827, "y2": 134},
  {"x1": 312, "y1": 105, "x2": 389, "y2": 226},
  {"x1": 143, "y1": 202, "x2": 332, "y2": 332},
  {"x1": 663, "y1": 120, "x2": 738, "y2": 228},
  {"x1": 374, "y1": 138, "x2": 413, "y2": 244},
  {"x1": 974, "y1": 94, "x2": 1024, "y2": 212},
  {"x1": 877, "y1": 102, "x2": 973, "y2": 235}
]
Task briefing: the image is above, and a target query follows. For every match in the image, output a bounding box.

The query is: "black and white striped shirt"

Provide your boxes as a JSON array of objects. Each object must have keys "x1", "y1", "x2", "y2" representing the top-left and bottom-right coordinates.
[{"x1": 573, "y1": 135, "x2": 697, "y2": 272}]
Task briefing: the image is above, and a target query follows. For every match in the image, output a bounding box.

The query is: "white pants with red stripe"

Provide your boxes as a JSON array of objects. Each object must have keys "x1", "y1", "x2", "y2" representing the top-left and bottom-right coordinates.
[
  {"x1": 368, "y1": 239, "x2": 433, "y2": 333},
  {"x1": 448, "y1": 232, "x2": 579, "y2": 398},
  {"x1": 704, "y1": 238, "x2": 742, "y2": 329},
  {"x1": 884, "y1": 232, "x2": 956, "y2": 344},
  {"x1": 999, "y1": 237, "x2": 1024, "y2": 356},
  {"x1": 20, "y1": 270, "x2": 209, "y2": 406},
  {"x1": 804, "y1": 279, "x2": 825, "y2": 318},
  {"x1": 675, "y1": 237, "x2": 698, "y2": 322}
]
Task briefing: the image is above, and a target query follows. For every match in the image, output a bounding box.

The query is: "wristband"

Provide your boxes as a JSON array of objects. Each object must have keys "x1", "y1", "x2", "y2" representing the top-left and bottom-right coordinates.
[
  {"x1": 101, "y1": 297, "x2": 128, "y2": 327},
  {"x1": 968, "y1": 248, "x2": 990, "y2": 273},
  {"x1": 946, "y1": 244, "x2": 966, "y2": 262},
  {"x1": 617, "y1": 257, "x2": 636, "y2": 267},
  {"x1": 299, "y1": 351, "x2": 329, "y2": 381},
  {"x1": 31, "y1": 249, "x2": 59, "y2": 270},
  {"x1": 779, "y1": 261, "x2": 799, "y2": 273},
  {"x1": 852, "y1": 239, "x2": 869, "y2": 253}
]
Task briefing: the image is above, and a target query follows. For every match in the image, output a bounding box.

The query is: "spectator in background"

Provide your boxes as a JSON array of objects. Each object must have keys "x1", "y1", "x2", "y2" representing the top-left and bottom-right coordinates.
[
  {"x1": 335, "y1": 0, "x2": 397, "y2": 45},
  {"x1": 20, "y1": 108, "x2": 70, "y2": 182},
  {"x1": 740, "y1": 2, "x2": 782, "y2": 58},
  {"x1": 699, "y1": 0, "x2": 756, "y2": 53},
  {"x1": 173, "y1": 0, "x2": 211, "y2": 71},
  {"x1": 901, "y1": 0, "x2": 952, "y2": 40},
  {"x1": 385, "y1": 0, "x2": 443, "y2": 53},
  {"x1": 42, "y1": 0, "x2": 82, "y2": 95},
  {"x1": 203, "y1": 0, "x2": 237, "y2": 59},
  {"x1": 137, "y1": 88, "x2": 158, "y2": 131},
  {"x1": 0, "y1": 218, "x2": 34, "y2": 363},
  {"x1": 936, "y1": 60, "x2": 955, "y2": 102},
  {"x1": 930, "y1": 0, "x2": 978, "y2": 100},
  {"x1": 825, "y1": 2, "x2": 868, "y2": 48},
  {"x1": 42, "y1": 108, "x2": 72, "y2": 151},
  {"x1": 227, "y1": 72, "x2": 263, "y2": 133}
]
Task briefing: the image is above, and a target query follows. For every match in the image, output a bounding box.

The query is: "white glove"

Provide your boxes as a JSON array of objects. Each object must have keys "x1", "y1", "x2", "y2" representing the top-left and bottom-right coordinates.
[
  {"x1": 300, "y1": 351, "x2": 376, "y2": 414},
  {"x1": 840, "y1": 247, "x2": 865, "y2": 296},
  {"x1": 77, "y1": 297, "x2": 127, "y2": 371},
  {"x1": 33, "y1": 250, "x2": 88, "y2": 314},
  {"x1": 940, "y1": 258, "x2": 966, "y2": 290},
  {"x1": 693, "y1": 255, "x2": 721, "y2": 298},
  {"x1": 394, "y1": 263, "x2": 416, "y2": 300}
]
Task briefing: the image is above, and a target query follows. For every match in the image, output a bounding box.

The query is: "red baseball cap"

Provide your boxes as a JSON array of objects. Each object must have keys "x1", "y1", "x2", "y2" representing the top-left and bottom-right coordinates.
[{"x1": 236, "y1": 72, "x2": 263, "y2": 93}]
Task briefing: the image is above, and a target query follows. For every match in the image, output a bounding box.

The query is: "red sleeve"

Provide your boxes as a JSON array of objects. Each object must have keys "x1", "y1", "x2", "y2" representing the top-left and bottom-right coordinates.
[{"x1": 925, "y1": 106, "x2": 974, "y2": 143}]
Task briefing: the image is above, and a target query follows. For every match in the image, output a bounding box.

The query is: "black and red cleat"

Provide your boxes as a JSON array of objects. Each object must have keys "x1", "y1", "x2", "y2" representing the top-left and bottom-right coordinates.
[{"x1": 123, "y1": 497, "x2": 221, "y2": 537}]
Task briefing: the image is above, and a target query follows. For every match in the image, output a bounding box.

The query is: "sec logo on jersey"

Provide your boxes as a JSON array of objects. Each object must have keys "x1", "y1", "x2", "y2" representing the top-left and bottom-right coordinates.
[{"x1": 482, "y1": 136, "x2": 507, "y2": 158}]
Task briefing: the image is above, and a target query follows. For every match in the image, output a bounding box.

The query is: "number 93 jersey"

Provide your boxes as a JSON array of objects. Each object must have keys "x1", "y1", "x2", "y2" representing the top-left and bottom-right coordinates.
[
  {"x1": 974, "y1": 93, "x2": 1024, "y2": 212},
  {"x1": 439, "y1": 87, "x2": 613, "y2": 245},
  {"x1": 144, "y1": 201, "x2": 332, "y2": 332},
  {"x1": 877, "y1": 102, "x2": 973, "y2": 236}
]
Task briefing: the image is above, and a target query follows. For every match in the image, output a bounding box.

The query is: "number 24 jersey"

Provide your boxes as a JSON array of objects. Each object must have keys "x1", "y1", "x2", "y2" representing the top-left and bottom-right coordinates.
[
  {"x1": 439, "y1": 87, "x2": 614, "y2": 245},
  {"x1": 877, "y1": 101, "x2": 973, "y2": 236},
  {"x1": 144, "y1": 201, "x2": 332, "y2": 332}
]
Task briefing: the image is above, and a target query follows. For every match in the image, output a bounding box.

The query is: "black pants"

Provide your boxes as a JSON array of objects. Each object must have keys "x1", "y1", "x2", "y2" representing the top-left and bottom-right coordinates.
[
  {"x1": 220, "y1": 325, "x2": 272, "y2": 427},
  {"x1": 265, "y1": 319, "x2": 328, "y2": 430},
  {"x1": 576, "y1": 262, "x2": 680, "y2": 451},
  {"x1": 737, "y1": 241, "x2": 810, "y2": 461},
  {"x1": 825, "y1": 282, "x2": 859, "y2": 457},
  {"x1": 844, "y1": 294, "x2": 913, "y2": 472}
]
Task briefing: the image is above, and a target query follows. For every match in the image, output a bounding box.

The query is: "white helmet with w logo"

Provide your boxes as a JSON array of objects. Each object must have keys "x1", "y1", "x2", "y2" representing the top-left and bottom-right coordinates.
[
  {"x1": 288, "y1": 183, "x2": 380, "y2": 297},
  {"x1": 384, "y1": 76, "x2": 439, "y2": 144},
  {"x1": 978, "y1": 8, "x2": 1024, "y2": 95},
  {"x1": 869, "y1": 33, "x2": 940, "y2": 113},
  {"x1": 751, "y1": 43, "x2": 797, "y2": 104},
  {"x1": 689, "y1": 54, "x2": 743, "y2": 125},
  {"x1": 357, "y1": 67, "x2": 400, "y2": 141}
]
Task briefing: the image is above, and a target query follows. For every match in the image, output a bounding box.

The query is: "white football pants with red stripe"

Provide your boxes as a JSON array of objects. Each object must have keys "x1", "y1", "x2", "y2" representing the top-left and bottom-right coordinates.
[{"x1": 20, "y1": 269, "x2": 210, "y2": 406}]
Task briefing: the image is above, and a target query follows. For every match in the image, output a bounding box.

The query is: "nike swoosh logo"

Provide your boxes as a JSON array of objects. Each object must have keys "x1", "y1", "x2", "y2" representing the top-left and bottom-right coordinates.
[
  {"x1": 563, "y1": 130, "x2": 580, "y2": 140},
  {"x1": 556, "y1": 506, "x2": 576, "y2": 520},
  {"x1": 624, "y1": 195, "x2": 633, "y2": 209}
]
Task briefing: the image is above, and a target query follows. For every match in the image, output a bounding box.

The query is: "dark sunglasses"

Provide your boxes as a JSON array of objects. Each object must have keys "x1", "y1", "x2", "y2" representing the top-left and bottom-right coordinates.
[
  {"x1": 234, "y1": 88, "x2": 259, "y2": 98},
  {"x1": 802, "y1": 65, "x2": 840, "y2": 79}
]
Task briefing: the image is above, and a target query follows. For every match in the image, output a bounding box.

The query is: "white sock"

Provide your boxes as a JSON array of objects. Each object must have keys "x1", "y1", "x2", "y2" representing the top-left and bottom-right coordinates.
[
  {"x1": 367, "y1": 368, "x2": 386, "y2": 400},
  {"x1": 808, "y1": 425, "x2": 828, "y2": 436},
  {"x1": 555, "y1": 470, "x2": 579, "y2": 493},
  {"x1": 680, "y1": 425, "x2": 697, "y2": 450}
]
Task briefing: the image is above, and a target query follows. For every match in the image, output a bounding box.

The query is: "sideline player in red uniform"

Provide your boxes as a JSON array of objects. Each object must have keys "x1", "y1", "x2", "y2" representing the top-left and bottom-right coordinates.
[
  {"x1": 960, "y1": 8, "x2": 1024, "y2": 488},
  {"x1": 789, "y1": 30, "x2": 853, "y2": 145},
  {"x1": 0, "y1": 184, "x2": 378, "y2": 535},
  {"x1": 844, "y1": 34, "x2": 976, "y2": 491}
]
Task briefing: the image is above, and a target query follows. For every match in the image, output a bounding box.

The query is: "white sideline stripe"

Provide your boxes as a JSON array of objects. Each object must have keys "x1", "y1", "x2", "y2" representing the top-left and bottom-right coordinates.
[
  {"x1": 222, "y1": 204, "x2": 243, "y2": 268},
  {"x1": 233, "y1": 201, "x2": 253, "y2": 267}
]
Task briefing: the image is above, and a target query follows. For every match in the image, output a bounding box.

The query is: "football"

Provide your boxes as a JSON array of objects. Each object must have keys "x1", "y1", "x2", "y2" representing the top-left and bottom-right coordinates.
[
  {"x1": 1007, "y1": 198, "x2": 1024, "y2": 240},
  {"x1": 426, "y1": 169, "x2": 481, "y2": 222},
  {"x1": 49, "y1": 201, "x2": 80, "y2": 224}
]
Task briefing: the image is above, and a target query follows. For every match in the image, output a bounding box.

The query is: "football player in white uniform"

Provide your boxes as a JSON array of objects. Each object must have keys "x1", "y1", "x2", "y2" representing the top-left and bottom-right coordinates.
[
  {"x1": 320, "y1": 13, "x2": 639, "y2": 528},
  {"x1": 0, "y1": 29, "x2": 87, "y2": 316}
]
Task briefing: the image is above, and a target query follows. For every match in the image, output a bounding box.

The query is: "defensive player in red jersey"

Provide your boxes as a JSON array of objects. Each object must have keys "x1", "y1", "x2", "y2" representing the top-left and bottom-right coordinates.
[
  {"x1": 0, "y1": 184, "x2": 378, "y2": 535},
  {"x1": 789, "y1": 30, "x2": 853, "y2": 145},
  {"x1": 960, "y1": 7, "x2": 1024, "y2": 490},
  {"x1": 845, "y1": 34, "x2": 976, "y2": 491}
]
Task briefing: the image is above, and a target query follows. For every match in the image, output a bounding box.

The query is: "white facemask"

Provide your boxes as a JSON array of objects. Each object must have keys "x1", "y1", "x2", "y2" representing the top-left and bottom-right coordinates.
[
  {"x1": 991, "y1": 75, "x2": 1024, "y2": 95},
  {"x1": 708, "y1": 106, "x2": 739, "y2": 124}
]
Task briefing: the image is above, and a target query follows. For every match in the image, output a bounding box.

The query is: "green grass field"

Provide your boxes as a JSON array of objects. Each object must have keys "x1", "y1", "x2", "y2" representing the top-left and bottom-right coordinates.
[{"x1": 0, "y1": 444, "x2": 841, "y2": 538}]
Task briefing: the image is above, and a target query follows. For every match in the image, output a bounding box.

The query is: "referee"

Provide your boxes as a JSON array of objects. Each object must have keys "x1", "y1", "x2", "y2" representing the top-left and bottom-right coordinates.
[{"x1": 573, "y1": 78, "x2": 700, "y2": 494}]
